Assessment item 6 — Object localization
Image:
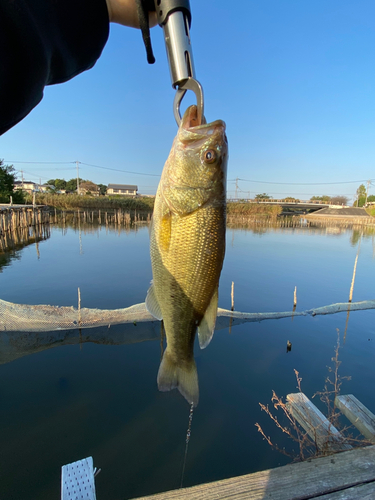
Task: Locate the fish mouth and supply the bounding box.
[180,105,226,143]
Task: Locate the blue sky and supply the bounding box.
[1,0,374,201]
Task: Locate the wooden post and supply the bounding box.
[78,288,81,327]
[349,237,361,302]
[335,395,375,443]
[286,393,352,452]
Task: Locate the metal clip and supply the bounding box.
[173,77,205,126]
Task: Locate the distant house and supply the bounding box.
[78,181,100,196]
[107,184,138,197]
[14,181,41,194]
[40,184,55,193]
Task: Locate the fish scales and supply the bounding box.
[146,105,228,406]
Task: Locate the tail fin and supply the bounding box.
[157,349,199,407]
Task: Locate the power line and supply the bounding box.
[6,160,371,184]
[14,169,51,180]
[228,178,375,186]
[6,159,161,178]
[79,162,160,177]
[5,160,74,164]
[228,189,355,195]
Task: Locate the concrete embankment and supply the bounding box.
[306,207,375,226]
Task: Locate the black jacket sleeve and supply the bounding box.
[0,0,110,135]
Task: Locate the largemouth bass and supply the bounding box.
[146,105,228,406]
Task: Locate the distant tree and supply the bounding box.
[0,159,25,203]
[354,184,366,207]
[310,195,331,202]
[330,196,349,206]
[55,179,67,190]
[46,179,56,187]
[367,195,375,203]
[283,197,298,202]
[357,184,366,197]
[255,193,272,199]
[98,183,107,196]
[66,178,82,192]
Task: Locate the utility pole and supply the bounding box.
[21,170,24,189]
[235,177,239,199]
[76,161,80,195]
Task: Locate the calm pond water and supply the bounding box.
[0,219,374,499]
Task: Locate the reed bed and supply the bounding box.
[226,202,282,217]
[29,193,155,212]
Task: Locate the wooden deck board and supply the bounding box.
[318,482,375,499]
[132,445,375,500]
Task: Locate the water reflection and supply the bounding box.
[1,217,375,500]
[227,217,375,238]
[0,232,49,272]
[51,209,151,231]
[0,249,21,272]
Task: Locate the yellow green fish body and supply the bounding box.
[146,105,228,406]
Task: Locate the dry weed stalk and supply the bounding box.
[255,370,317,462]
[255,330,371,462]
[312,329,351,430]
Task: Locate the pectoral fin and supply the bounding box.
[198,287,219,349]
[145,283,163,320]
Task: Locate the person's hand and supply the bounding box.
[106,0,157,28]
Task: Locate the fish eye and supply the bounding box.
[203,149,217,164]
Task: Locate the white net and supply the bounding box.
[1,297,374,333]
[0,299,154,332]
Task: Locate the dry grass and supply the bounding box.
[255,330,372,462]
[28,193,155,211]
[227,202,281,217]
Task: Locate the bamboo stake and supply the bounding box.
[349,237,362,303]
[349,255,358,303]
[229,281,235,334]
